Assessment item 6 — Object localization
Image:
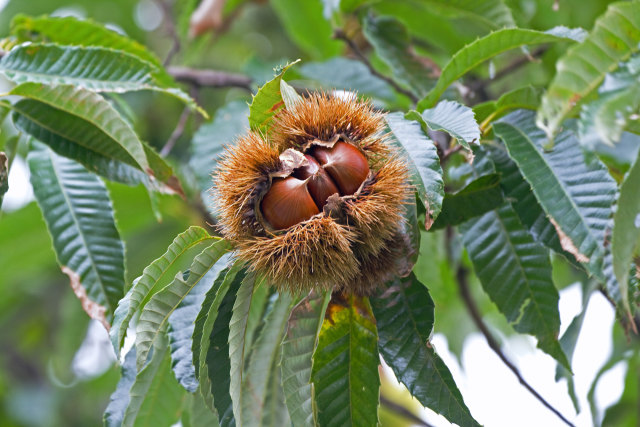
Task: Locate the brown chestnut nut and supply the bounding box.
[311,142,370,195]
[260,177,319,230]
[293,154,340,208]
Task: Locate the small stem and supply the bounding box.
[468,46,548,93]
[156,0,181,66]
[160,105,190,157]
[333,29,419,104]
[456,265,576,427]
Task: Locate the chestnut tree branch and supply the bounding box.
[456,265,576,427]
[380,394,435,427]
[333,29,419,104]
[468,46,548,93]
[168,66,253,91]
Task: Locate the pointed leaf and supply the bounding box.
[486,145,569,259]
[241,292,293,426]
[311,293,380,427]
[121,333,185,427]
[422,0,515,30]
[168,252,233,392]
[385,112,444,228]
[460,203,569,368]
[110,226,216,355]
[11,15,164,70]
[612,148,640,316]
[537,2,640,140]
[194,264,244,426]
[228,274,258,424]
[136,239,230,370]
[494,111,618,298]
[409,100,480,150]
[298,58,400,105]
[27,142,124,323]
[473,86,542,128]
[12,83,149,172]
[431,173,504,229]
[248,60,300,133]
[371,274,479,427]
[180,389,220,427]
[104,347,137,427]
[362,15,433,97]
[0,43,201,113]
[418,27,583,109]
[281,291,330,427]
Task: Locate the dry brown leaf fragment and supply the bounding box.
[62,266,110,331]
[189,0,227,38]
[549,217,590,263]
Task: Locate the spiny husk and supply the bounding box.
[235,216,360,292]
[271,93,390,162]
[213,132,280,238]
[212,93,412,295]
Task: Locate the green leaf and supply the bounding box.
[537,2,640,140]
[371,274,479,427]
[494,111,618,295]
[473,86,542,128]
[612,147,640,315]
[12,83,149,172]
[110,226,216,355]
[298,57,400,105]
[362,15,433,97]
[10,15,164,70]
[0,152,7,208]
[270,0,341,59]
[228,274,258,424]
[121,333,186,427]
[0,43,201,113]
[460,203,569,369]
[431,173,504,229]
[136,239,230,370]
[311,293,380,427]
[167,253,233,392]
[27,142,125,323]
[199,266,245,426]
[385,112,444,228]
[421,0,515,30]
[104,347,137,427]
[417,27,583,109]
[12,98,181,195]
[241,292,293,426]
[408,100,480,150]
[281,291,330,427]
[190,101,249,205]
[248,60,300,134]
[486,145,568,259]
[181,390,220,427]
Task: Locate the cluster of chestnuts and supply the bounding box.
[213,93,412,295]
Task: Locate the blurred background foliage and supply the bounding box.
[0,0,635,425]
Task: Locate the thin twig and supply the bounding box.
[380,395,434,427]
[441,144,464,163]
[333,29,419,104]
[156,0,182,66]
[168,66,252,91]
[456,265,576,427]
[468,46,548,92]
[160,104,191,157]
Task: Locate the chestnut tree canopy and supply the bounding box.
[0,0,639,426]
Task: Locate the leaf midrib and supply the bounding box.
[49,150,112,312]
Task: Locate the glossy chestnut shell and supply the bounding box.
[260,142,369,230]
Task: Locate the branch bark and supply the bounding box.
[168,66,253,91]
[456,265,576,427]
